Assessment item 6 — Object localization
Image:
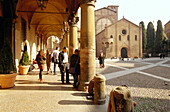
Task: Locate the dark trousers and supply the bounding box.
[38,64,44,80]
[60,63,69,83]
[73,74,78,88]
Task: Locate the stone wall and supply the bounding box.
[95,6,118,34]
[164,21,170,40]
[15,14,39,65]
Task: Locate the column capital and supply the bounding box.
[79,0,96,7]
[68,16,79,26]
[65,28,69,33]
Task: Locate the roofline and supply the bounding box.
[164,20,170,26]
[96,17,140,36]
[96,29,105,36]
[95,6,119,12]
[107,5,119,7]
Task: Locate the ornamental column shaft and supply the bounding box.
[66,30,69,48]
[69,16,79,60]
[78,0,96,91]
[63,34,67,48]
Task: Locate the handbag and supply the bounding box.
[69,67,76,74]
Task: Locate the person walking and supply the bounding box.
[46,50,52,74]
[70,49,80,88]
[59,47,70,84]
[36,50,46,82]
[51,47,60,75]
[98,52,105,68]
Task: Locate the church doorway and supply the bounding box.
[121,48,128,58]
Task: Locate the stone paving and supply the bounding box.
[0,58,170,112]
[97,57,170,112]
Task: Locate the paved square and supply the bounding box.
[0,58,170,112]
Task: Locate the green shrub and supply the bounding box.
[19,44,29,66]
[0,40,15,74]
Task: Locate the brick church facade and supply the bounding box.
[95,5,142,58]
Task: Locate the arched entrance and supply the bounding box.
[121,48,128,58]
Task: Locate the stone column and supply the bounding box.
[60,38,63,51]
[68,16,79,59]
[50,37,53,52]
[40,34,43,50]
[62,34,66,48]
[65,29,69,48]
[78,0,96,91]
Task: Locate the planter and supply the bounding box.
[0,73,17,89]
[18,65,30,75]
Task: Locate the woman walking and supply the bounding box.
[46,50,52,74]
[98,52,105,68]
[36,50,46,82]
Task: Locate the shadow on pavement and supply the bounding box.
[4,85,73,91]
[58,100,93,105]
[72,92,87,96]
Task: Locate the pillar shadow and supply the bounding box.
[58,100,93,105]
[71,92,87,96]
[4,85,73,91]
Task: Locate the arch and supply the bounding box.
[121,47,128,58]
[96,17,112,34]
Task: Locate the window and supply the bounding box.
[114,7,116,12]
[110,35,113,38]
[122,30,126,35]
[127,35,129,41]
[119,35,121,41]
[135,35,137,41]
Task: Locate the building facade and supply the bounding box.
[164,21,170,52]
[164,21,170,40]
[95,6,142,58]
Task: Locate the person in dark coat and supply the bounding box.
[70,49,80,88]
[36,50,46,82]
[98,52,105,68]
[58,47,70,84]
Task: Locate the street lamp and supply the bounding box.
[36,0,48,10]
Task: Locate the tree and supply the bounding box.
[0,40,15,74]
[140,21,147,53]
[146,22,155,55]
[19,44,29,66]
[155,20,164,54]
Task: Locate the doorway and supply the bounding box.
[121,48,127,58]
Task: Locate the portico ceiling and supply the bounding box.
[16,0,80,39]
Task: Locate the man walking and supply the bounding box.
[51,47,60,75]
[59,47,70,84]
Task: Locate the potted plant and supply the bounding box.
[0,40,17,88]
[18,44,30,75]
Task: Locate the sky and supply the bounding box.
[95,0,170,29]
[78,0,170,29]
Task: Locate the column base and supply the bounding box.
[78,81,89,91]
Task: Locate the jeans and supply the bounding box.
[54,62,57,74]
[60,63,69,83]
